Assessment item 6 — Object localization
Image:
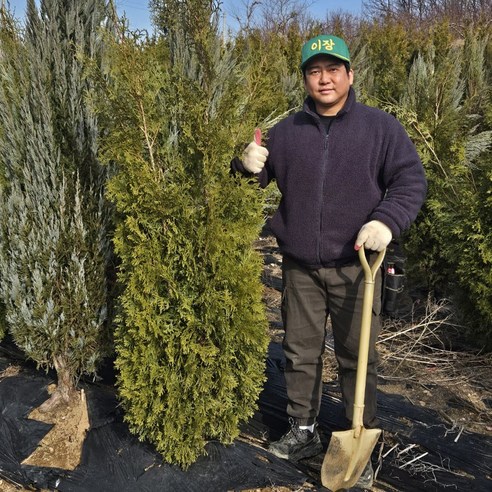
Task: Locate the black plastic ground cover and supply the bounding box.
[0,347,307,491]
[262,343,492,491]
[1,342,491,491]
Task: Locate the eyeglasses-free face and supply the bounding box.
[304,54,353,116]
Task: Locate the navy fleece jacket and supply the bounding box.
[234,88,427,269]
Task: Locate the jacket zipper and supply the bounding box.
[317,130,330,265]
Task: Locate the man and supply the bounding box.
[231,34,426,490]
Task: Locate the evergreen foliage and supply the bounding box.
[101,1,269,468]
[233,29,303,120]
[0,303,5,341]
[357,17,421,103]
[0,6,19,343]
[381,25,492,346]
[0,0,113,405]
[0,0,489,469]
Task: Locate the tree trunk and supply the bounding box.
[38,355,77,413]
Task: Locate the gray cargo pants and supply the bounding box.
[281,255,382,428]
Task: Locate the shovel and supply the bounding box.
[321,247,386,491]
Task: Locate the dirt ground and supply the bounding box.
[0,404,87,492]
[0,372,90,492]
[0,234,490,492]
[21,385,90,470]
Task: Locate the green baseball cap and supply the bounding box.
[301,34,351,70]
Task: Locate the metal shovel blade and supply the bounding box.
[320,426,381,490]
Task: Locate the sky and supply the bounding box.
[6,1,363,32]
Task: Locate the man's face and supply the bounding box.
[303,55,353,116]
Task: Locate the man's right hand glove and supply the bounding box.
[242,139,269,174]
[354,220,392,252]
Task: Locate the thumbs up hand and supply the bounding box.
[242,128,268,174]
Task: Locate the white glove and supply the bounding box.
[242,140,268,174]
[355,220,392,252]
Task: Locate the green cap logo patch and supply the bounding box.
[301,35,351,69]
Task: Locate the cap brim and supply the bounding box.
[301,53,350,70]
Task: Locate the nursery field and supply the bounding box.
[0,231,491,491]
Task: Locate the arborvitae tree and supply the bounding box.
[357,16,420,104]
[0,0,113,410]
[348,16,491,346]
[385,24,492,346]
[233,26,305,120]
[101,1,269,468]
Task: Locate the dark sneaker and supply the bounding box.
[347,461,374,490]
[267,418,322,462]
